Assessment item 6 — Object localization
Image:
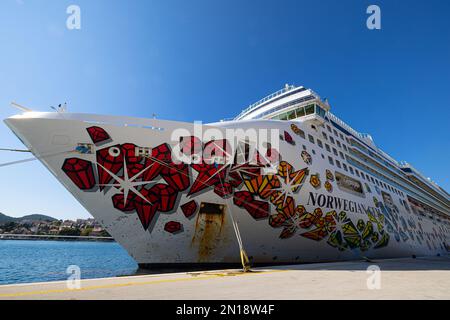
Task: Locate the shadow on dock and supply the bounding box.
[134,255,450,275]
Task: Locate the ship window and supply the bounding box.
[336,160,341,168]
[321,154,325,159]
[302,145,307,150]
[339,151,345,159]
[325,144,331,152]
[355,169,360,177]
[370,177,375,183]
[312,149,316,155]
[279,113,288,120]
[333,129,338,137]
[308,134,315,144]
[322,132,328,141]
[327,125,332,133]
[337,140,341,148]
[349,166,354,174]
[305,104,314,115]
[330,136,335,144]
[315,105,326,117]
[317,139,323,148]
[328,156,334,165]
[365,183,372,193]
[287,109,296,120]
[339,133,344,140]
[333,148,338,156]
[296,107,305,117]
[335,171,365,196]
[343,163,348,171]
[343,145,348,152]
[375,180,379,186]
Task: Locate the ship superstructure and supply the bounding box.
[4,85,450,267]
[232,84,450,221]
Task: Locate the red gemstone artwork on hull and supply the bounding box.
[62,158,96,190]
[148,184,178,212]
[233,191,269,219]
[86,126,110,144]
[160,163,190,191]
[96,145,124,190]
[181,200,198,218]
[134,200,158,231]
[164,221,182,233]
[60,124,397,253]
[121,143,144,178]
[189,163,227,196]
[112,193,136,212]
[214,182,233,198]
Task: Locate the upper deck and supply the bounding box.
[231,84,450,216]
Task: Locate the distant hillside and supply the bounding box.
[0,213,57,224]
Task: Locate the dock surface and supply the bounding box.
[0,256,449,300]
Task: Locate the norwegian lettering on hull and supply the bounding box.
[307,192,380,215]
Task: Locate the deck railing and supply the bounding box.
[235,84,299,119]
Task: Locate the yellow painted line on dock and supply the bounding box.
[0,270,286,298]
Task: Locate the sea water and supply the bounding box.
[0,240,138,285]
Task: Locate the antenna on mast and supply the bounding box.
[51,103,68,113]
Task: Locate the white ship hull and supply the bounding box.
[5,112,450,267]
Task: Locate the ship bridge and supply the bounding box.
[234,84,329,125]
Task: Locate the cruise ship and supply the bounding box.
[4,85,450,268]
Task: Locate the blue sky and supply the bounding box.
[0,0,449,220]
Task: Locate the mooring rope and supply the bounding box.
[217,167,252,272]
[0,148,76,168]
[0,148,31,153]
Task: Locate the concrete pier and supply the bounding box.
[0,256,449,300]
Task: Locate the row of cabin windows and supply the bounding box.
[326,124,345,141]
[326,153,405,197]
[327,121,401,180]
[321,131,348,153]
[324,122,406,198]
[297,123,405,199]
